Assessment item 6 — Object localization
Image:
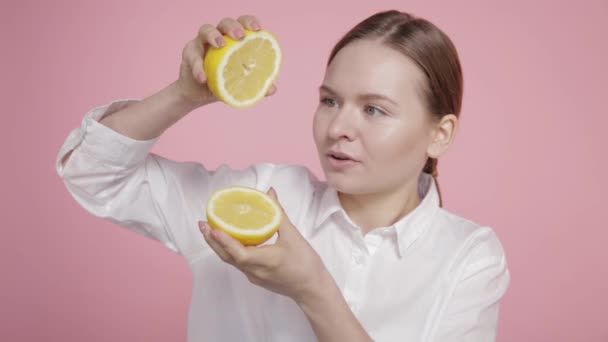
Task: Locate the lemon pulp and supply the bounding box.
[204,30,282,108]
[206,186,281,246]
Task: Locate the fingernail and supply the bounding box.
[234,29,245,39]
[215,36,225,47]
[199,222,207,233]
[251,22,260,30]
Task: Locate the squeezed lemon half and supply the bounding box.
[204,29,282,108]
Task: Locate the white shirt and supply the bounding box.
[56,99,510,342]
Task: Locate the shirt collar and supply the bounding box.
[392,172,439,257]
[312,172,440,258]
[312,184,342,230]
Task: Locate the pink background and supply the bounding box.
[2,0,607,341]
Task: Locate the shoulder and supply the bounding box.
[143,157,320,190]
[257,163,324,225]
[430,208,511,304]
[256,162,321,191]
[151,160,322,222]
[430,208,508,265]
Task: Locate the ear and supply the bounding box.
[426,114,458,159]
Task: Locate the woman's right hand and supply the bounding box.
[176,15,277,107]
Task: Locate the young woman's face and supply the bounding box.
[313,39,436,195]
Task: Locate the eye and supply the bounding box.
[364,105,386,117]
[320,97,337,107]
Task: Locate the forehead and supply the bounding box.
[323,39,427,104]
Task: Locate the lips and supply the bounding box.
[328,151,357,162]
[326,152,358,170]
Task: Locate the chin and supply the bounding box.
[319,156,372,194]
[324,172,368,195]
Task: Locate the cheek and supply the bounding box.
[312,110,325,145]
[366,124,429,164]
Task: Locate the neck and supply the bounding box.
[338,176,422,235]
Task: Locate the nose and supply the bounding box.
[327,107,357,141]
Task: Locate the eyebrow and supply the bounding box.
[319,85,399,107]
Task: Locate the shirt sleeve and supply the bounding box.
[55,99,260,261]
[431,228,511,341]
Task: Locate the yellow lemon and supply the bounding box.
[204,29,282,108]
[206,186,282,246]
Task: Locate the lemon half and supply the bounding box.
[206,186,282,246]
[204,30,282,108]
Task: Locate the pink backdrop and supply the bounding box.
[2,0,607,341]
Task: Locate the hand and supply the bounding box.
[199,188,328,303]
[176,15,278,106]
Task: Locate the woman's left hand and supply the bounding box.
[199,188,329,303]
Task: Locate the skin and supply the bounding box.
[313,38,458,233]
[80,14,457,341]
[199,19,457,341]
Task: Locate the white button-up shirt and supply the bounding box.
[56,100,510,342]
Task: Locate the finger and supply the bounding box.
[247,245,282,269]
[267,187,284,215]
[237,15,262,31]
[183,40,206,83]
[267,187,296,238]
[199,221,231,262]
[217,17,246,40]
[246,274,264,286]
[265,84,277,97]
[211,228,250,265]
[197,24,226,48]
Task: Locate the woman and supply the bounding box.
[56,10,510,341]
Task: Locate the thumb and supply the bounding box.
[267,187,296,239]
